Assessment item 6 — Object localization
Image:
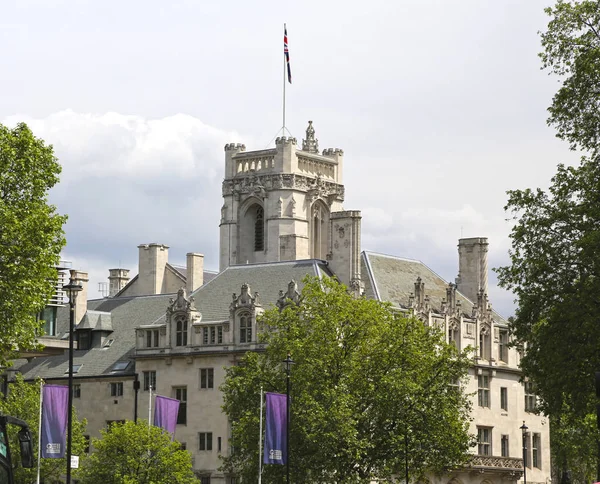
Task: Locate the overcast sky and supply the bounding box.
[2,0,578,317]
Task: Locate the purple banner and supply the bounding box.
[40,385,68,458]
[263,392,287,465]
[153,395,180,437]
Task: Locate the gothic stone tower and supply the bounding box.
[219,122,363,292]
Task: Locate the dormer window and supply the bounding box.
[146,329,160,348]
[448,322,459,348]
[78,329,92,351]
[240,314,252,343]
[479,326,490,360]
[175,315,188,346]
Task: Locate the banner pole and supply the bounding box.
[258,387,263,484]
[36,380,43,484]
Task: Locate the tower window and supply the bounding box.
[254,207,264,251]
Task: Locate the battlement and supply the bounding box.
[322,148,344,157]
[224,143,246,152]
[275,136,298,145]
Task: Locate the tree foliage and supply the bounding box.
[496,1,600,478]
[221,277,474,483]
[541,0,600,155]
[77,420,198,484]
[0,374,88,484]
[0,122,66,364]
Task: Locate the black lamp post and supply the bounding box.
[520,421,528,484]
[283,352,294,484]
[63,273,82,484]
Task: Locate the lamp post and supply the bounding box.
[520,421,528,484]
[63,273,82,484]
[283,352,294,484]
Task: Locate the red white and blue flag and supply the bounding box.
[284,25,292,84]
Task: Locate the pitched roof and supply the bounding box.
[362,251,507,324]
[191,259,333,322]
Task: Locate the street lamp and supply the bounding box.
[520,421,529,484]
[63,272,82,484]
[283,352,294,484]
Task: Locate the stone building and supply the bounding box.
[15,122,549,484]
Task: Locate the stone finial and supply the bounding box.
[277,280,301,310]
[414,277,425,307]
[302,121,319,153]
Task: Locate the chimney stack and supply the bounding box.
[70,270,89,325]
[186,253,204,295]
[108,268,130,297]
[455,237,489,303]
[137,243,169,295]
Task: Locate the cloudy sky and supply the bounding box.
[2,0,578,317]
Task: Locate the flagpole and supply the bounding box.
[258,387,263,484]
[282,23,286,134]
[36,380,43,484]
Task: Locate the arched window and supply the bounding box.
[311,202,329,259]
[254,207,264,252]
[176,315,188,346]
[240,314,252,343]
[479,326,490,360]
[448,323,459,348]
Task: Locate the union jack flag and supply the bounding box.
[284,25,292,84]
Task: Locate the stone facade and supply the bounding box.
[14,121,550,484]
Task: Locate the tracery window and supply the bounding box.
[176,315,188,346]
[240,314,252,343]
[255,207,264,251]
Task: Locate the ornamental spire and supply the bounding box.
[302,120,319,153]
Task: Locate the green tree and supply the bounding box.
[0,374,88,484]
[221,276,474,483]
[496,2,600,477]
[0,122,67,364]
[540,0,600,155]
[78,420,198,484]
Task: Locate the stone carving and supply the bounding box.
[277,198,283,217]
[277,280,301,309]
[302,121,319,153]
[230,283,261,311]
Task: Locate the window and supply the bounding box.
[478,374,490,407]
[499,330,508,362]
[146,329,159,348]
[180,442,187,450]
[448,323,459,348]
[84,435,90,453]
[500,387,508,411]
[479,327,490,360]
[218,436,222,452]
[532,433,541,468]
[143,371,156,392]
[65,364,82,374]
[203,326,224,345]
[175,387,187,425]
[525,381,537,412]
[199,432,213,451]
[477,427,492,456]
[73,384,81,399]
[39,306,58,337]
[176,316,188,347]
[112,361,130,372]
[254,206,264,251]
[200,368,214,389]
[110,382,123,397]
[78,330,92,350]
[501,434,509,457]
[200,477,211,484]
[240,315,252,343]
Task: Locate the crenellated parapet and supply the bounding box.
[224,143,246,152]
[322,148,344,156]
[275,136,298,145]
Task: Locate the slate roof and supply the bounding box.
[191,259,333,322]
[362,251,507,324]
[16,294,172,380]
[15,259,332,381]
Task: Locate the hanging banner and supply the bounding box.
[153,395,180,437]
[263,392,287,465]
[40,385,68,458]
